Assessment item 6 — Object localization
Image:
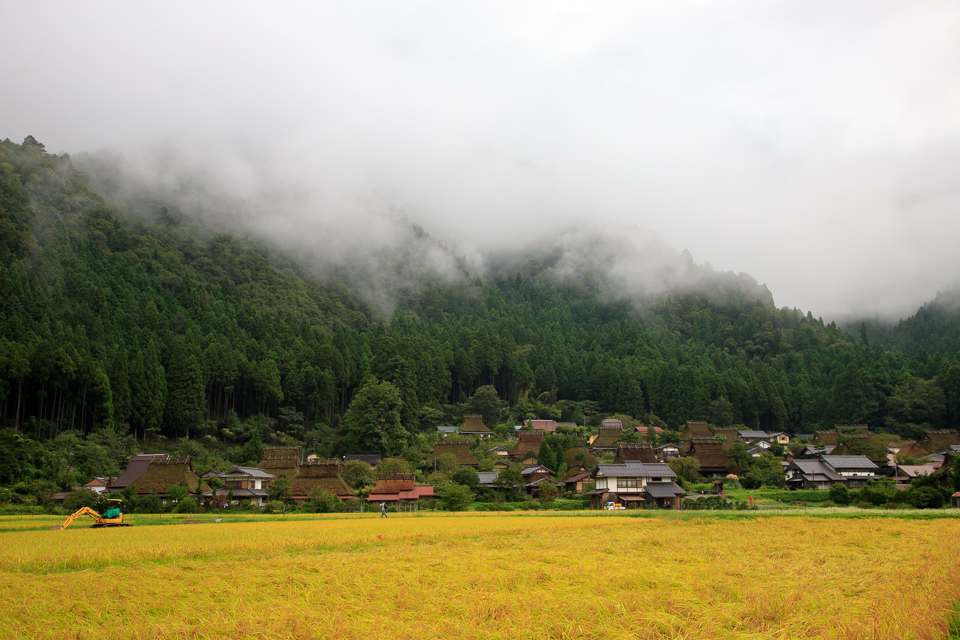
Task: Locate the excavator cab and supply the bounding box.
[52,498,131,530]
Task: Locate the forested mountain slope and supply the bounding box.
[1,136,959,488]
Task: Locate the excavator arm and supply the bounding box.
[53,507,103,530]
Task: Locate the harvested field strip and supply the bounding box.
[4,516,960,639]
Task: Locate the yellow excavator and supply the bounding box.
[52,498,131,530]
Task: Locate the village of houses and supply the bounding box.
[69,416,960,513]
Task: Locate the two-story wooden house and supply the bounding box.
[588,461,685,509]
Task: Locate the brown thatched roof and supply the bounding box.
[258,446,301,471]
[919,430,960,453]
[681,421,712,440]
[371,474,416,494]
[713,428,743,446]
[895,441,930,458]
[563,447,597,468]
[131,458,209,496]
[427,440,478,466]
[291,459,353,498]
[590,426,624,448]
[613,443,657,464]
[460,414,492,434]
[510,432,545,459]
[687,440,737,474]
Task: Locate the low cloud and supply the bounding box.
[4,2,960,320]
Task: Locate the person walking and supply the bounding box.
[380,501,387,518]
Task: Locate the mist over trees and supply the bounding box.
[2,136,960,488]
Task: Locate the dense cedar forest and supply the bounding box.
[1,136,960,488]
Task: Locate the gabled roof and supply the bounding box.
[643,481,686,498]
[821,455,879,471]
[562,447,597,468]
[221,466,275,480]
[510,432,545,459]
[258,446,301,471]
[477,471,501,486]
[681,421,712,439]
[613,443,658,464]
[526,420,558,432]
[919,430,960,453]
[591,426,624,448]
[563,471,592,484]
[738,430,771,440]
[596,461,676,478]
[787,459,843,483]
[131,458,207,495]
[112,454,171,490]
[428,440,478,466]
[521,465,552,476]
[687,439,736,472]
[370,474,416,494]
[460,414,492,434]
[289,459,354,498]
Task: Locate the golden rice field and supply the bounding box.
[4,514,960,640]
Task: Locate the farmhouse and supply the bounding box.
[686,438,738,477]
[127,457,208,499]
[426,439,478,468]
[525,419,558,433]
[613,443,658,464]
[588,460,685,509]
[460,414,492,438]
[207,466,275,506]
[256,447,354,503]
[509,431,545,461]
[366,474,436,505]
[785,455,881,490]
[111,453,173,491]
[589,425,624,453]
[918,430,960,454]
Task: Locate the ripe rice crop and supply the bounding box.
[3,514,960,639]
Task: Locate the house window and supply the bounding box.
[618,478,638,489]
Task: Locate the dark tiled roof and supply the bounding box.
[343,454,382,467]
[596,462,677,478]
[738,430,771,440]
[221,466,275,480]
[477,471,500,486]
[821,455,880,470]
[643,482,686,498]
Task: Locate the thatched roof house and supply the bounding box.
[681,421,712,441]
[258,446,301,472]
[366,474,436,503]
[510,432,545,461]
[112,454,171,490]
[460,414,492,436]
[919,430,960,454]
[686,439,738,477]
[589,426,624,451]
[426,440,478,467]
[562,447,597,469]
[613,443,658,464]
[291,459,354,499]
[130,457,209,497]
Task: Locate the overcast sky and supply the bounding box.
[2,2,959,320]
